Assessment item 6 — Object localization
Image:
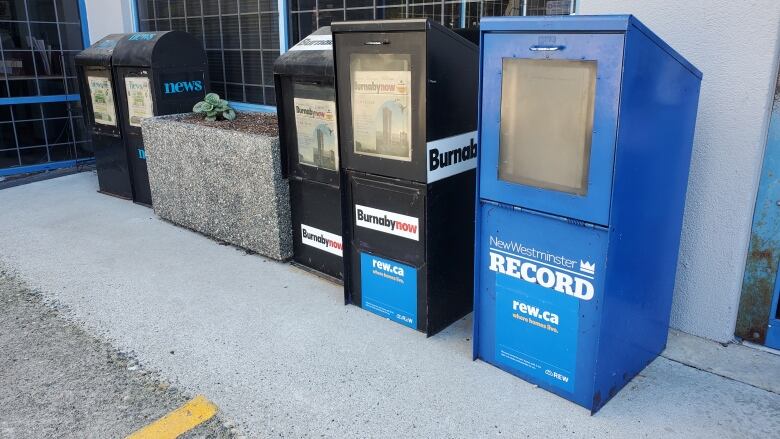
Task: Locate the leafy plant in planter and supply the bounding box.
[193,93,236,121]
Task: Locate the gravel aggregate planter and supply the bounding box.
[142,113,292,261]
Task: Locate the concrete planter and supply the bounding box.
[142,113,292,261]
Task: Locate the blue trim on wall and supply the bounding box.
[0,158,94,177]
[278,0,289,53]
[129,0,139,32]
[0,94,80,106]
[460,0,466,28]
[229,101,277,114]
[78,0,90,47]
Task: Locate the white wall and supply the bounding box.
[83,0,133,44]
[579,1,780,342]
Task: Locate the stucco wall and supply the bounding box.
[579,1,780,342]
[84,0,133,44]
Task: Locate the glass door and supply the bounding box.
[498,58,596,196]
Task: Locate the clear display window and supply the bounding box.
[349,53,412,162]
[292,83,339,171]
[498,58,597,196]
[87,70,117,127]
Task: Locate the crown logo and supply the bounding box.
[580,260,595,275]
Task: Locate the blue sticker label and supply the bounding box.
[95,39,118,49]
[128,33,156,41]
[360,253,417,329]
[163,80,204,94]
[495,273,579,393]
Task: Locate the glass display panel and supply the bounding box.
[125,76,154,127]
[349,53,412,162]
[87,70,117,126]
[498,58,596,196]
[292,82,338,171]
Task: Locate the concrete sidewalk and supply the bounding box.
[1,172,778,438]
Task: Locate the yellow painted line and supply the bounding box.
[126,395,218,439]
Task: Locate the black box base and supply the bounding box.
[290,178,344,281]
[93,135,133,200]
[344,170,475,336]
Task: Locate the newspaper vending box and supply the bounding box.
[75,34,132,199]
[275,27,344,282]
[473,16,702,412]
[333,19,479,336]
[111,31,208,206]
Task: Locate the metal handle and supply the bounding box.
[364,40,389,46]
[530,45,564,52]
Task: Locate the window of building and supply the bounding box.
[289,0,575,44]
[136,0,281,106]
[0,0,91,172]
[135,0,573,108]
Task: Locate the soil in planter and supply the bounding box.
[178,112,279,137]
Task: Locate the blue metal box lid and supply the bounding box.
[480,15,702,79]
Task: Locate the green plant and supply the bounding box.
[193,93,236,121]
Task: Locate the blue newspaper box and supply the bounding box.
[473,16,702,412]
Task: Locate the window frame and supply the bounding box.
[131,0,576,113]
[0,0,93,174]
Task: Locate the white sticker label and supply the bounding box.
[301,224,343,257]
[427,131,478,182]
[289,34,332,51]
[355,204,419,241]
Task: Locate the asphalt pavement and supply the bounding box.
[0,269,238,438]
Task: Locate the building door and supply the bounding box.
[737,70,780,349]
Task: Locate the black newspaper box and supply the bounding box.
[333,19,479,335]
[111,31,208,206]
